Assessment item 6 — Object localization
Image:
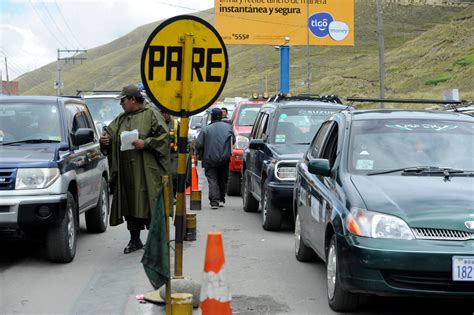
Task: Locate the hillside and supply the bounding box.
[17,1,474,101]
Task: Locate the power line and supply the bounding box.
[39,0,76,48]
[28,0,67,48]
[53,0,84,49]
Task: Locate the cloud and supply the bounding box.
[0,0,214,79]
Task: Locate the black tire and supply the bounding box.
[261,179,282,231]
[85,177,109,233]
[242,170,259,212]
[226,171,241,196]
[294,213,318,262]
[327,234,359,312]
[46,191,77,263]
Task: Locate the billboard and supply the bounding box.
[215,0,354,46]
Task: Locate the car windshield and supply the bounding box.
[85,97,122,125]
[272,107,336,144]
[0,102,62,143]
[348,119,474,174]
[236,105,261,126]
[190,115,204,129]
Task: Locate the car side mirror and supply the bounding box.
[308,158,331,176]
[74,128,94,146]
[249,139,265,150]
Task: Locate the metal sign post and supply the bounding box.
[140,15,229,308]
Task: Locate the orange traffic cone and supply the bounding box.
[186,154,199,195]
[199,232,232,315]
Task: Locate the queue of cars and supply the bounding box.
[239,96,474,310]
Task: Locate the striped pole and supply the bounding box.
[174,33,194,278]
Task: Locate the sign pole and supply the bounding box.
[175,33,194,278]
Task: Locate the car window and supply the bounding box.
[190,115,203,129]
[254,113,268,140]
[348,119,474,173]
[309,121,332,159]
[84,97,122,125]
[321,123,339,168]
[0,102,62,142]
[271,107,337,144]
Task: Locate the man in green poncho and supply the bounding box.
[100,85,170,254]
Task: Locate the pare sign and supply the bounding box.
[141,15,228,115]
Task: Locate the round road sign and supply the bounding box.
[141,15,228,116]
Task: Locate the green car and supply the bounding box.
[293,109,474,311]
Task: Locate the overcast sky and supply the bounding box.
[0,0,214,80]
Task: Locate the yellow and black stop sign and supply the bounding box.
[141,15,228,116]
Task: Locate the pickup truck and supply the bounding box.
[0,96,110,263]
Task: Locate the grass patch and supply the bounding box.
[454,54,474,66]
[425,73,451,86]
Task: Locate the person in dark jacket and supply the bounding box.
[195,107,235,209]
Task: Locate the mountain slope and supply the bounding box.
[17,1,473,101]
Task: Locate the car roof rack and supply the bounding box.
[269,93,343,104]
[346,97,464,106]
[76,90,121,96]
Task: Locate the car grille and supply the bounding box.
[412,228,474,241]
[383,270,474,292]
[0,169,16,190]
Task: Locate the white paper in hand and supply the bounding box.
[120,129,139,151]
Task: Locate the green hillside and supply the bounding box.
[17,1,474,102]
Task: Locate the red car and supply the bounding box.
[227,99,265,195]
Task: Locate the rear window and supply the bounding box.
[85,97,122,125]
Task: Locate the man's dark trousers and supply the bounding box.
[204,161,230,207]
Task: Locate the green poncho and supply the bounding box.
[105,103,169,226]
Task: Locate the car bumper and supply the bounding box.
[336,233,474,297]
[266,180,294,211]
[229,149,244,172]
[0,194,68,231]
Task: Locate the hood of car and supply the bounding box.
[0,145,55,164]
[350,175,474,231]
[269,144,307,160]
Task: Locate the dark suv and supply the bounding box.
[241,94,347,230]
[0,96,110,263]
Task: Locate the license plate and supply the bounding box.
[452,256,474,281]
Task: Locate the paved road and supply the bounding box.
[1,166,473,314]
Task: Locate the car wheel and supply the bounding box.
[227,171,241,196]
[85,177,109,233]
[327,234,359,312]
[261,179,282,231]
[294,213,317,262]
[46,191,77,263]
[242,170,259,212]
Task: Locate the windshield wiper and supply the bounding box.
[1,139,61,145]
[368,166,466,176]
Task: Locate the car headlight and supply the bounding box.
[234,135,249,150]
[16,168,60,190]
[274,160,298,181]
[347,208,414,240]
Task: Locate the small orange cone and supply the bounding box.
[199,232,232,315]
[187,154,199,195]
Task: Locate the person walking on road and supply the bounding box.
[195,107,235,209]
[99,85,170,254]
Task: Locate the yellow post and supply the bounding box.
[162,176,172,315]
[174,33,194,278]
[171,293,193,315]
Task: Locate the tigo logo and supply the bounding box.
[308,12,333,38]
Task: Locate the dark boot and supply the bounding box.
[124,230,143,254]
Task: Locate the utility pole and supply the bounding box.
[306,0,311,93]
[5,56,9,82]
[56,49,87,96]
[376,0,385,108]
